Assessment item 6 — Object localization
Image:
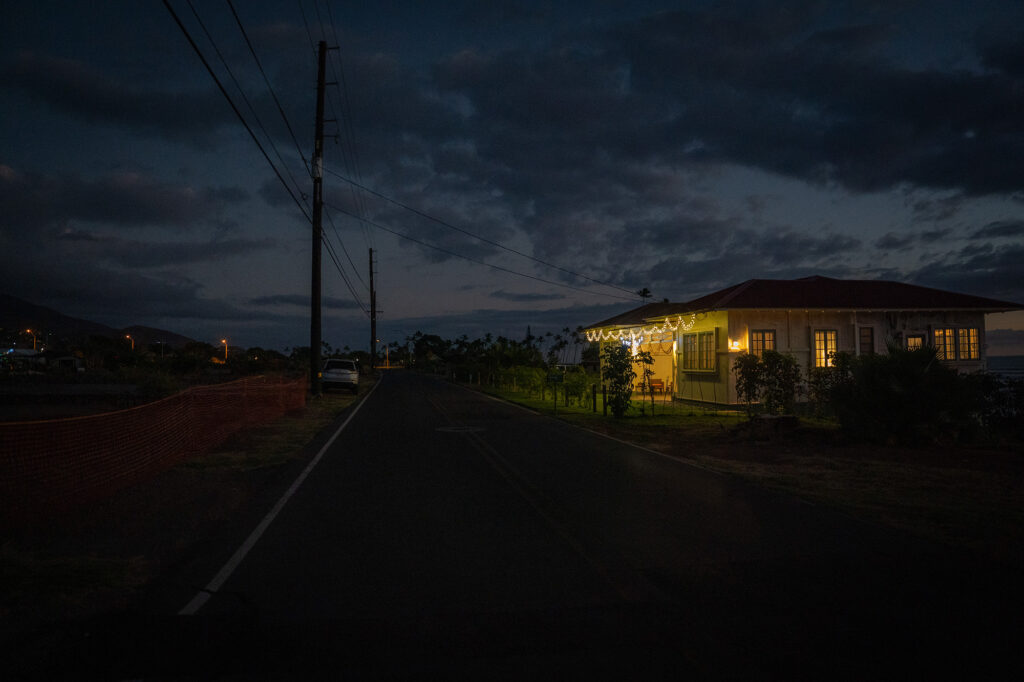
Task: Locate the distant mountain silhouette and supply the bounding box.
[0,294,194,349]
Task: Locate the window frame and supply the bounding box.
[750,329,776,358]
[858,326,875,355]
[681,329,718,372]
[813,329,838,368]
[957,328,980,360]
[934,328,956,360]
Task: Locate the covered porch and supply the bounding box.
[585,314,699,398]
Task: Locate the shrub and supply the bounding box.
[601,344,637,417]
[732,350,801,416]
[825,344,987,443]
[760,350,801,415]
[732,353,763,416]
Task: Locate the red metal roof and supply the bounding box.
[585,276,1022,330]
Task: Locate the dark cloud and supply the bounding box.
[489,289,565,302]
[908,193,965,222]
[875,232,915,250]
[379,301,629,343]
[906,242,1024,303]
[976,25,1024,77]
[50,232,276,268]
[0,52,233,142]
[249,294,362,310]
[920,227,953,241]
[0,164,248,233]
[419,3,1024,207]
[970,220,1024,239]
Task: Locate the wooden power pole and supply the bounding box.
[369,248,377,370]
[310,40,326,395]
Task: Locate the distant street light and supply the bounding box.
[25,329,36,351]
[125,334,134,351]
[222,338,228,361]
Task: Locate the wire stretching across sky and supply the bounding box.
[164,0,310,224]
[322,167,640,299]
[166,0,368,313]
[324,200,639,302]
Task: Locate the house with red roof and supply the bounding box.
[583,276,1022,406]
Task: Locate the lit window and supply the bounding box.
[682,331,716,370]
[814,330,837,367]
[859,327,874,355]
[934,328,956,360]
[906,335,924,351]
[682,334,697,369]
[750,330,776,358]
[698,331,715,370]
[958,328,979,360]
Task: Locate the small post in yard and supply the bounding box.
[592,384,597,412]
[602,384,607,416]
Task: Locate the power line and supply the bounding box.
[320,0,375,251]
[167,0,370,318]
[185,0,308,206]
[324,200,638,302]
[324,205,369,290]
[321,166,640,298]
[164,0,311,223]
[322,231,369,316]
[226,0,311,173]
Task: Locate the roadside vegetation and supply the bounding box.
[404,330,1024,564]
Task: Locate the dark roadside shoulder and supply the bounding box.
[471,382,1024,567]
[1,382,372,674]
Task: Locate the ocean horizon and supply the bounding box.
[988,355,1024,379]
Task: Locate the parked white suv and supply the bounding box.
[322,358,359,394]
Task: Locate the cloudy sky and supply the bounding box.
[2,0,1023,352]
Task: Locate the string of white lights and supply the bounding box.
[584,313,698,343]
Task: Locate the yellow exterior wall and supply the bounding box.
[673,310,733,404]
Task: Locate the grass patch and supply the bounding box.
[181,390,361,471]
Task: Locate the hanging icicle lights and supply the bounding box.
[584,313,698,344]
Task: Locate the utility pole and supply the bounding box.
[310,40,326,396]
[369,247,377,370]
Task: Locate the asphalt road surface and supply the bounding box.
[61,372,1023,679]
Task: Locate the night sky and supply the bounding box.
[2,1,1023,353]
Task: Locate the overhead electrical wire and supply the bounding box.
[321,232,369,316]
[324,200,638,302]
[321,0,375,251]
[167,0,369,315]
[184,1,308,207]
[321,167,640,298]
[225,0,368,303]
[298,0,375,272]
[324,206,369,290]
[226,0,310,172]
[164,0,311,223]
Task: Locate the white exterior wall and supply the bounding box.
[703,309,989,405]
[593,308,991,407]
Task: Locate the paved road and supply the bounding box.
[71,372,1024,678]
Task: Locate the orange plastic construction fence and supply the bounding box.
[0,376,307,525]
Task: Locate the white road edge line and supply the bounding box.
[178,378,382,616]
